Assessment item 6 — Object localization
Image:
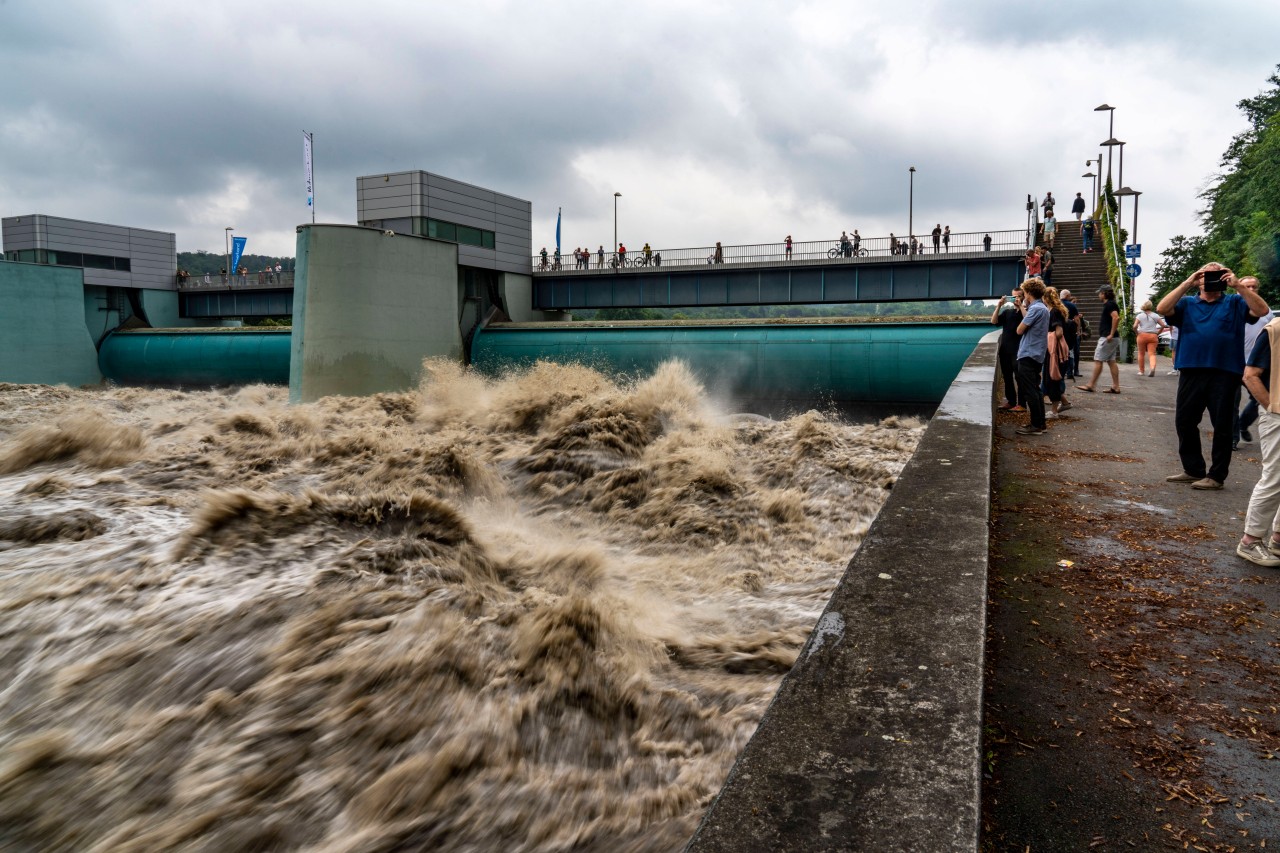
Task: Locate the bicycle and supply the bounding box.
[633,254,654,268]
[610,253,633,269]
[827,243,868,259]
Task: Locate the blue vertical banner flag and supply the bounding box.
[555,208,561,254]
[231,236,247,273]
[303,131,314,211]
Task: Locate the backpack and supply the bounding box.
[1080,315,1092,339]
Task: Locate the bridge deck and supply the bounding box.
[533,249,1027,310]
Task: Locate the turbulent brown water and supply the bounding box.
[0,360,923,852]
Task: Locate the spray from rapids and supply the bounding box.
[0,361,924,851]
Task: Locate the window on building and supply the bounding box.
[422,217,495,250]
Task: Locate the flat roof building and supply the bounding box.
[356,171,531,276]
[2,214,176,291]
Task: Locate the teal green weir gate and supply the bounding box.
[471,321,992,405]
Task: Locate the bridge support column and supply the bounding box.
[289,224,462,403]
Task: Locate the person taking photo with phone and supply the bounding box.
[1157,262,1270,490]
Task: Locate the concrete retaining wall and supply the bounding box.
[289,224,461,403]
[0,260,102,387]
[687,331,999,852]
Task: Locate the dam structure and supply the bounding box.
[1,175,1036,851]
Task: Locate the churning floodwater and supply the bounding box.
[0,359,923,852]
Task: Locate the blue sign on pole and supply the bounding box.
[231,236,247,273]
[1125,243,1141,258]
[1126,263,1141,278]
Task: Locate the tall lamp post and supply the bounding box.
[1114,186,1141,308]
[1085,157,1103,203]
[1114,187,1142,243]
[908,166,916,251]
[613,192,621,269]
[224,227,234,284]
[1082,170,1097,212]
[1095,103,1116,181]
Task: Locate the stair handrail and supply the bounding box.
[1099,191,1131,316]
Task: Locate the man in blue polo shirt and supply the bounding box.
[1015,278,1050,436]
[1157,262,1270,489]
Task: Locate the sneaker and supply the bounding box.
[1010,405,1026,412]
[1268,539,1280,556]
[1241,428,1253,443]
[997,402,1015,411]
[1058,400,1073,412]
[1167,369,1179,376]
[1237,539,1280,567]
[1046,411,1059,419]
[1015,426,1045,435]
[1166,472,1200,482]
[1191,477,1224,490]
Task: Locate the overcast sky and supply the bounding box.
[3,0,1277,297]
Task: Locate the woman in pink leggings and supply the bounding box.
[1133,299,1169,377]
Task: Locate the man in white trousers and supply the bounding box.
[1236,314,1280,567]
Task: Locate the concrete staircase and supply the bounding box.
[1038,216,1114,334]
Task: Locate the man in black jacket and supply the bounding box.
[1071,192,1087,229]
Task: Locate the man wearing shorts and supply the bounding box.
[1158,263,1270,489]
[1075,287,1121,393]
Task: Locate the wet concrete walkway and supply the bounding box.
[984,355,1280,851]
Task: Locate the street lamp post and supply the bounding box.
[908,166,916,252]
[224,227,234,284]
[1095,103,1116,181]
[613,192,621,270]
[1114,187,1142,244]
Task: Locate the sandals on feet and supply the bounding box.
[1103,388,1121,394]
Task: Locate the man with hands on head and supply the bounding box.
[1158,263,1270,490]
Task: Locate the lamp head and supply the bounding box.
[909,166,916,172]
[1100,137,1124,147]
[1094,103,1115,112]
[614,192,621,197]
[1083,171,1096,178]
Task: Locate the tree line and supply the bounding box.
[1153,66,1280,304]
[177,250,295,276]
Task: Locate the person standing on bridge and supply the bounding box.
[852,230,861,255]
[889,234,899,255]
[1072,193,1087,229]
[598,245,605,268]
[943,226,951,252]
[983,234,992,252]
[932,224,942,253]
[713,242,724,264]
[1159,263,1270,490]
[1234,313,1280,566]
[1014,278,1051,435]
[785,235,792,259]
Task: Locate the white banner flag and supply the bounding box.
[303,132,313,208]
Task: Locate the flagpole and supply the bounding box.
[310,131,316,224]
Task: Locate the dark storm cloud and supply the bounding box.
[0,0,1276,264]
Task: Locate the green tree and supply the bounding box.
[1151,234,1209,304]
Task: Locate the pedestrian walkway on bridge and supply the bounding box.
[535,229,1028,274]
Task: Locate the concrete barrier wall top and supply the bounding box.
[687,330,999,852]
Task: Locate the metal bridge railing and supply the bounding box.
[533,229,1028,273]
[175,271,295,291]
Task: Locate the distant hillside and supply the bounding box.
[178,250,294,276]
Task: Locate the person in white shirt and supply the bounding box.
[1132,300,1169,377]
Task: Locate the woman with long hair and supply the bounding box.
[1040,287,1073,417]
[1133,299,1168,377]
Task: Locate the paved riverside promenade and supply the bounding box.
[984,355,1280,851]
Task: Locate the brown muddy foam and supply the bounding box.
[0,360,923,852]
